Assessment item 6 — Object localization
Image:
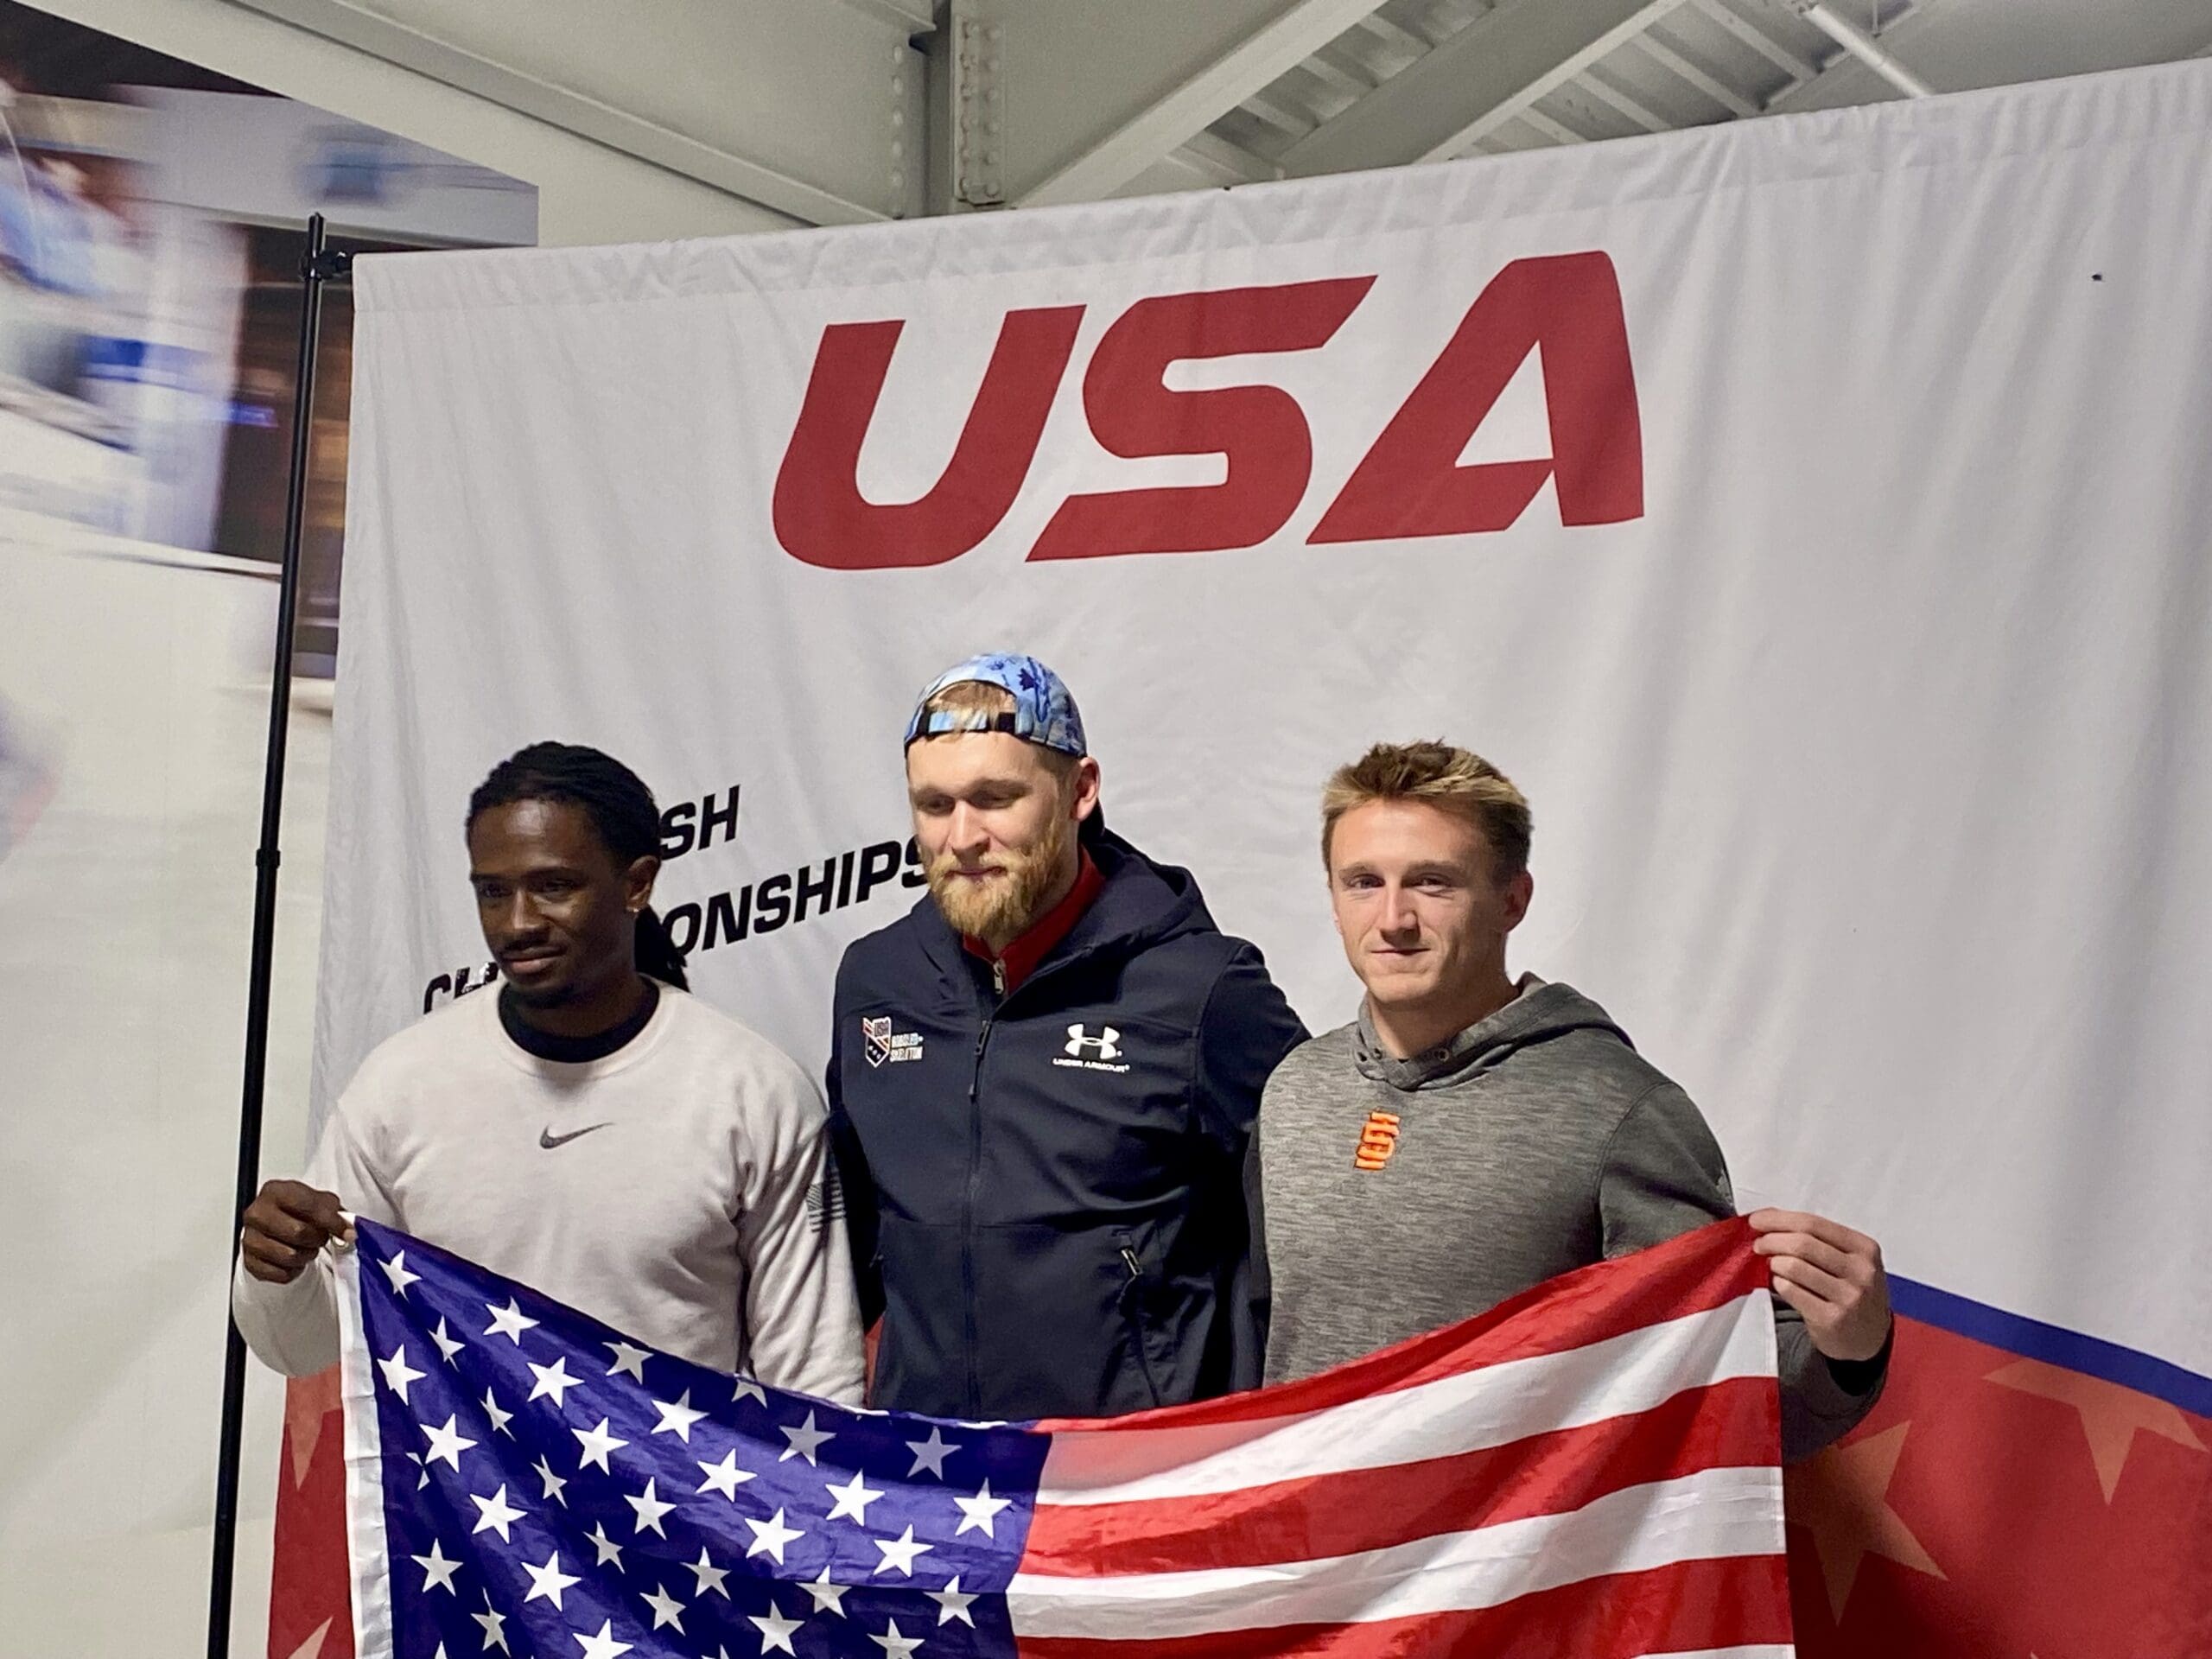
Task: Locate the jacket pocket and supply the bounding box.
[1114,1227,1167,1409]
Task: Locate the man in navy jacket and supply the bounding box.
[827,653,1307,1421]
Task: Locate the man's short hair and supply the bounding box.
[915,680,1078,783]
[1320,741,1532,877]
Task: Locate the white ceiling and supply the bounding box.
[225,0,2212,230]
[1115,0,2212,197]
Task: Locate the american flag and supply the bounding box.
[334,1216,1790,1659]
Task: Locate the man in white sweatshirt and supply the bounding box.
[232,742,863,1403]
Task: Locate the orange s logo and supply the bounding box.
[1353,1109,1401,1171]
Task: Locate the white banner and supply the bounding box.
[327,60,2212,1396]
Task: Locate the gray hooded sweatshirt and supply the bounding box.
[1253,977,1885,1462]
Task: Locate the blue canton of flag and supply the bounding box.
[339,1218,1045,1659]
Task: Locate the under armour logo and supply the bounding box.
[1065,1024,1122,1061]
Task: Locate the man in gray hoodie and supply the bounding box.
[1254,741,1891,1460]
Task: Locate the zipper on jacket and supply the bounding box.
[963,1017,993,1416]
[1116,1233,1165,1408]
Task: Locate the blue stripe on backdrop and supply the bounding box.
[1891,1274,2212,1417]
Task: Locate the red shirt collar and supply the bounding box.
[963,848,1105,995]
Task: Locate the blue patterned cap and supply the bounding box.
[903,652,1087,757]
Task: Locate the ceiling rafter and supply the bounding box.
[1277,0,1695,174]
[1019,0,1392,206]
[1630,25,1764,117]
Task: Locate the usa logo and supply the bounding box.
[861,1015,922,1068]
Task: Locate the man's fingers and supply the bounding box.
[1769,1255,1850,1306]
[1747,1207,1877,1261]
[247,1207,330,1252]
[272,1185,349,1230]
[1751,1230,1859,1281]
[238,1232,313,1281]
[1768,1274,1825,1323]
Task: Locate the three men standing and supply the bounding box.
[238,698,1892,1457]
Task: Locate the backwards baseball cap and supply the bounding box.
[902,652,1087,757]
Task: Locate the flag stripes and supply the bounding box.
[1019,1372,1778,1576]
[1011,1555,1793,1658]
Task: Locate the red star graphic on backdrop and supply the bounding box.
[268,1371,353,1659]
[1787,1318,2212,1659]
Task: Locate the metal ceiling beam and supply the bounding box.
[1278,0,1694,175]
[1632,27,1763,116]
[1517,105,1591,145]
[1180,130,1280,184]
[834,0,937,30]
[1351,11,1437,60]
[1020,0,1394,206]
[223,0,887,225]
[1577,64,1672,131]
[1688,0,1820,81]
[1796,3,1933,97]
[1134,130,1279,194]
[1763,0,1928,111]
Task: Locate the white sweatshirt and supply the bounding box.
[231,986,863,1404]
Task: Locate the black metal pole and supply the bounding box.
[207,213,351,1659]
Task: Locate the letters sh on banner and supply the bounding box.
[300,60,2212,1659]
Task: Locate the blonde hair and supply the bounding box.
[916,680,1077,782]
[1320,741,1531,876]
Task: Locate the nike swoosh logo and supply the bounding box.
[539,1122,613,1150]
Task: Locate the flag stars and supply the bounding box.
[527,1357,582,1411]
[800,1568,849,1616]
[652,1389,706,1442]
[872,1524,934,1577]
[639,1582,687,1633]
[604,1339,651,1382]
[624,1476,676,1537]
[696,1448,757,1499]
[378,1344,427,1403]
[585,1522,626,1572]
[731,1376,767,1408]
[519,1548,582,1611]
[929,1577,976,1628]
[468,1484,526,1543]
[824,1469,884,1524]
[532,1455,569,1506]
[905,1426,960,1479]
[870,1616,925,1658]
[953,1479,1013,1538]
[411,1539,462,1594]
[744,1506,805,1564]
[379,1250,422,1297]
[422,1414,479,1472]
[484,1298,538,1344]
[749,1602,803,1656]
[480,1389,514,1437]
[779,1409,835,1465]
[574,1416,628,1472]
[429,1317,465,1365]
[470,1593,510,1653]
[685,1547,730,1599]
[573,1618,632,1659]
